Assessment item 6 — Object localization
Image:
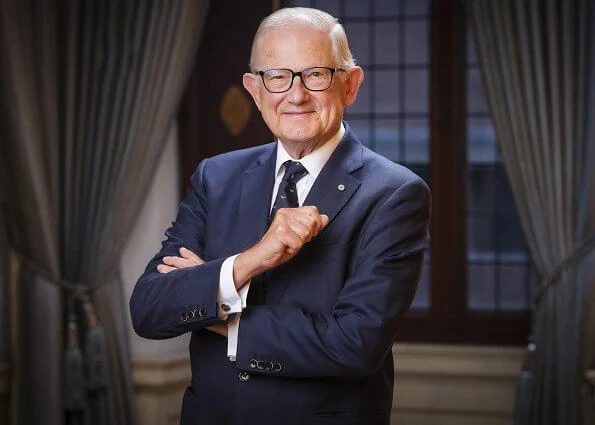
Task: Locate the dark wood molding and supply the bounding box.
[428,0,467,319]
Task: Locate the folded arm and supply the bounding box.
[129,160,229,339]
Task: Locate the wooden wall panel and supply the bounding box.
[178,1,274,194]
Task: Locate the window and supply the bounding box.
[466,32,534,313]
[286,0,531,344]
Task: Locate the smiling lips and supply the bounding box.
[283,111,314,115]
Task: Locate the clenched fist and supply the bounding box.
[233,206,329,288]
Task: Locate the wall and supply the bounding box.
[393,344,523,425]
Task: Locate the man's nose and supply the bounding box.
[289,75,309,101]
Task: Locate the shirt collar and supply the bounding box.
[275,123,345,179]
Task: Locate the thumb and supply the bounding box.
[320,214,330,229]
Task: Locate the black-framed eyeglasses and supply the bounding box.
[256,66,346,93]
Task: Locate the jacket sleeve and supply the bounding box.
[129,159,226,339]
[235,177,431,378]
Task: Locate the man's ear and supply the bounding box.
[243,73,262,111]
[343,66,365,107]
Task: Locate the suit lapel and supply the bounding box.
[303,127,364,225]
[236,144,277,251]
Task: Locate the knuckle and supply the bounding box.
[275,223,290,235]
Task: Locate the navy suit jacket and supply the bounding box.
[130,123,431,425]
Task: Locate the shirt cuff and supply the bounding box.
[218,255,243,318]
[227,313,241,360]
[219,255,251,360]
[218,255,252,317]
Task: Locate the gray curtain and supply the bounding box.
[579,276,595,425]
[466,1,595,425]
[0,1,210,424]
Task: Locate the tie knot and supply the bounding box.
[282,160,308,184]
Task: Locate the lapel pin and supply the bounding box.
[337,184,345,191]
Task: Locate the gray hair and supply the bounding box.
[249,7,356,72]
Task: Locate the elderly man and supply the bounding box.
[130,7,430,425]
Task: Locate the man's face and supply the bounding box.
[243,26,364,148]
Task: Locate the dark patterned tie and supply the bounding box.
[248,160,308,306]
[269,160,308,222]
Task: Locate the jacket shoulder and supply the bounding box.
[360,145,427,190]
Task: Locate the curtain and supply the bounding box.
[0,1,210,424]
[579,275,595,425]
[466,1,595,425]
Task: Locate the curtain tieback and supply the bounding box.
[519,232,595,375]
[15,251,117,302]
[14,251,112,411]
[534,232,595,305]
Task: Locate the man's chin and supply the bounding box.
[277,125,314,141]
[279,132,318,146]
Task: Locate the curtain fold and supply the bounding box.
[578,273,595,425]
[466,1,595,424]
[0,1,210,424]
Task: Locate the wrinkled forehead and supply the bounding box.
[253,26,335,70]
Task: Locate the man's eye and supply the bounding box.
[310,72,323,78]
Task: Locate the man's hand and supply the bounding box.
[157,247,204,273]
[233,206,329,287]
[157,247,227,337]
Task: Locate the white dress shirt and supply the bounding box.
[217,124,345,360]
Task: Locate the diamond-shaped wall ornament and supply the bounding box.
[220,85,251,136]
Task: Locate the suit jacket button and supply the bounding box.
[257,360,265,370]
[180,312,189,322]
[239,372,250,382]
[221,303,231,312]
[190,309,198,319]
[249,359,257,368]
[266,361,274,371]
[273,362,282,372]
[197,308,206,317]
